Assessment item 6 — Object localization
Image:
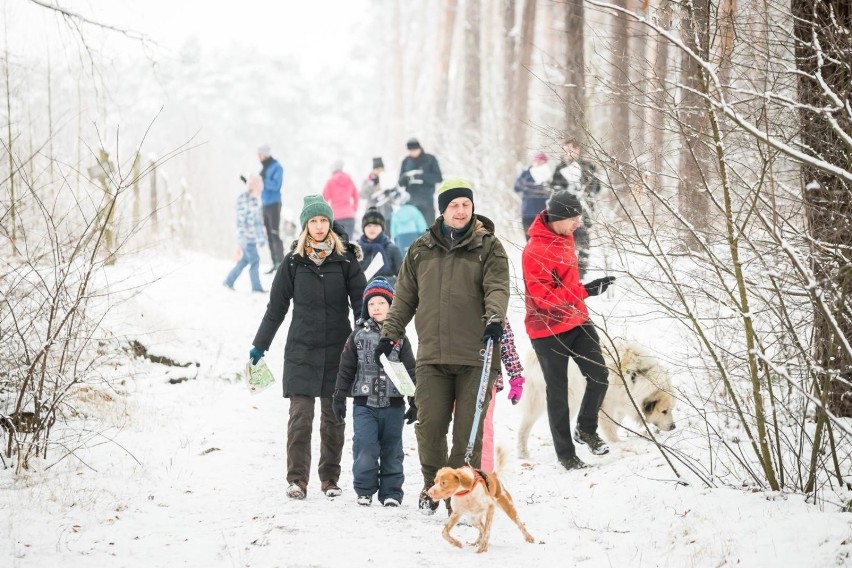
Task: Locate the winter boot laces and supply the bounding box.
[573,427,610,455]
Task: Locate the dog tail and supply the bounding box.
[494,446,508,475]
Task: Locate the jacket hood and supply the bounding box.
[527,211,571,244]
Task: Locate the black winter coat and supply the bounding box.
[252,224,367,398]
[398,152,443,196]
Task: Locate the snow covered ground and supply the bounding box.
[2,249,851,568]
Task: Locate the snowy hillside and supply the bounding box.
[2,249,850,568]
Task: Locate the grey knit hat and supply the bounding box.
[300,195,334,228]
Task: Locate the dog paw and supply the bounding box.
[476,545,489,554]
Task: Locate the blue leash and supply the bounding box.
[464,337,494,466]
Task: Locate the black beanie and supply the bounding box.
[406,137,421,150]
[547,190,583,221]
[372,157,384,169]
[361,207,386,231]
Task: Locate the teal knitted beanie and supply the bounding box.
[300,195,334,228]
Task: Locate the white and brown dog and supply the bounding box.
[517,338,678,458]
[426,448,535,553]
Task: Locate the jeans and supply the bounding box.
[263,203,284,266]
[336,218,356,239]
[352,404,405,503]
[224,242,262,291]
[531,323,608,461]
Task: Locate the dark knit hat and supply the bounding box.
[361,277,394,320]
[406,137,421,150]
[300,195,334,228]
[372,157,384,169]
[437,178,474,214]
[362,207,386,231]
[546,190,583,221]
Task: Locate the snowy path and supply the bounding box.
[2,251,850,568]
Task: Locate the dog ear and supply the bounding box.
[643,398,658,414]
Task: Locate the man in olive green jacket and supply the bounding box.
[375,178,510,515]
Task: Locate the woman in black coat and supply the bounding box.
[251,195,366,500]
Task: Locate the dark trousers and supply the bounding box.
[352,404,405,503]
[414,363,494,485]
[574,225,591,280]
[408,191,435,225]
[263,203,284,266]
[522,215,537,241]
[531,323,608,461]
[287,395,345,485]
[336,218,356,239]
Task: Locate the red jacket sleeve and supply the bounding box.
[522,244,588,310]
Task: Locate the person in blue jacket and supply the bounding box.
[514,150,551,239]
[258,144,284,273]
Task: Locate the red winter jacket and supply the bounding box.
[522,212,589,339]
[322,171,359,220]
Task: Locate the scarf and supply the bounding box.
[358,233,391,273]
[306,236,335,266]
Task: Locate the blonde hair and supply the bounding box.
[294,225,346,257]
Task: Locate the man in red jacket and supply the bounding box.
[522,190,616,470]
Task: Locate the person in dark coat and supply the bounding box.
[250,195,367,500]
[514,150,552,239]
[398,137,442,225]
[357,207,403,285]
[550,138,601,280]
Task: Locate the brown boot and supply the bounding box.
[287,480,307,499]
[321,480,342,497]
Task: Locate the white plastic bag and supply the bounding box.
[245,358,275,394]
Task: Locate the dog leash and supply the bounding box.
[464,337,494,466]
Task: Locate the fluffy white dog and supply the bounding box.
[517,338,677,458]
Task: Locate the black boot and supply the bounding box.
[418,484,439,516]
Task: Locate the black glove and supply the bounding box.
[332,392,347,424]
[584,276,616,297]
[374,338,395,361]
[404,398,417,425]
[481,322,503,344]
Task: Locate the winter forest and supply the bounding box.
[2,0,852,566]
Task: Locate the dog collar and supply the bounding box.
[454,467,489,497]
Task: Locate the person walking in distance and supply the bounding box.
[549,138,601,280]
[398,137,442,225]
[375,178,510,515]
[323,160,359,238]
[223,174,267,292]
[522,190,616,470]
[258,144,284,273]
[514,150,551,239]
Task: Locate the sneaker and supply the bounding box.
[223,282,234,290]
[559,455,591,471]
[321,480,342,497]
[287,480,307,499]
[383,498,400,507]
[357,495,372,506]
[418,484,439,516]
[573,427,610,455]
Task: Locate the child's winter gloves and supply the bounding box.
[482,322,503,344]
[508,376,525,405]
[374,338,395,361]
[584,276,616,297]
[332,391,347,424]
[249,347,264,365]
[404,398,417,425]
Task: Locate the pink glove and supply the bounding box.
[508,377,524,405]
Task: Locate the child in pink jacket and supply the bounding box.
[481,320,524,472]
